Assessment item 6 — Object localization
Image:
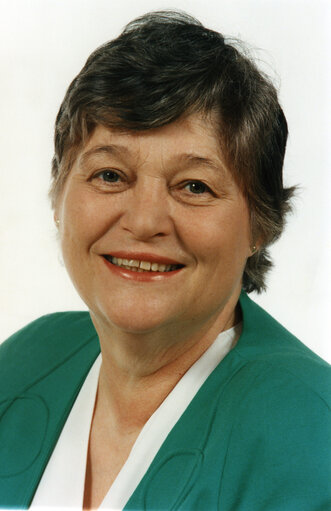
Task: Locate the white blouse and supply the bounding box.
[30,324,241,510]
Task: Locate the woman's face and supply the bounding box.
[56,113,252,335]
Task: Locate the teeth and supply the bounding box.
[109,256,180,273]
[140,261,151,270]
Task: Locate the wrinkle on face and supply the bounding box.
[55,112,251,350]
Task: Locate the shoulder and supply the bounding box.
[217,294,331,508]
[237,291,331,406]
[0,311,99,398]
[0,310,97,359]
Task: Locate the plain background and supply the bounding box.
[0,0,330,362]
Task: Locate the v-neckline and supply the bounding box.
[30,324,240,510]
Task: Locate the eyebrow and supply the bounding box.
[79,145,226,176]
[179,154,225,172]
[79,144,130,165]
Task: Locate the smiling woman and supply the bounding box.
[0,10,330,511]
[57,117,250,337]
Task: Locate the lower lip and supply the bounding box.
[102,258,184,282]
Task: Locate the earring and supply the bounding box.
[251,245,257,254]
[55,219,60,227]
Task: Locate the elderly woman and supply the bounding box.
[0,11,330,511]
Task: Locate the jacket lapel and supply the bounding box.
[0,312,100,509]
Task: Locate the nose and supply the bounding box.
[120,176,173,241]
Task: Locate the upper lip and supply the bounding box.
[102,251,184,266]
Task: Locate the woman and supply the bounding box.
[0,11,330,511]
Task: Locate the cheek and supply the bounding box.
[60,187,120,250]
[177,203,251,266]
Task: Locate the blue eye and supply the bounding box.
[185,181,211,194]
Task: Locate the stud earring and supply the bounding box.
[251,245,257,254]
[55,219,60,227]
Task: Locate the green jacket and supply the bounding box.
[0,292,330,510]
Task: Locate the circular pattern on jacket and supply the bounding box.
[0,395,49,477]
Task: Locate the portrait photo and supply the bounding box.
[0,1,330,509]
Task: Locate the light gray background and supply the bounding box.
[1,0,330,362]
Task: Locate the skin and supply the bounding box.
[54,112,254,508]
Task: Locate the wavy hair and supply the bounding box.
[50,11,296,293]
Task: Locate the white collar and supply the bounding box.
[30,323,241,510]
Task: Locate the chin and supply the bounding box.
[93,303,173,335]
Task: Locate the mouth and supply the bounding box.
[103,255,184,273]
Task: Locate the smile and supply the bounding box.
[103,255,184,273]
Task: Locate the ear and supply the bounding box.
[54,213,60,228]
[249,235,264,256]
[248,210,265,257]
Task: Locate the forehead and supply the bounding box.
[78,112,225,167]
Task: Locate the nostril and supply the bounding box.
[120,213,171,241]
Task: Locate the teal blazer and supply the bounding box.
[0,292,330,510]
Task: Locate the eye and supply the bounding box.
[184,181,213,195]
[88,168,127,193]
[95,170,121,182]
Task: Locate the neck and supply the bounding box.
[90,288,241,433]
